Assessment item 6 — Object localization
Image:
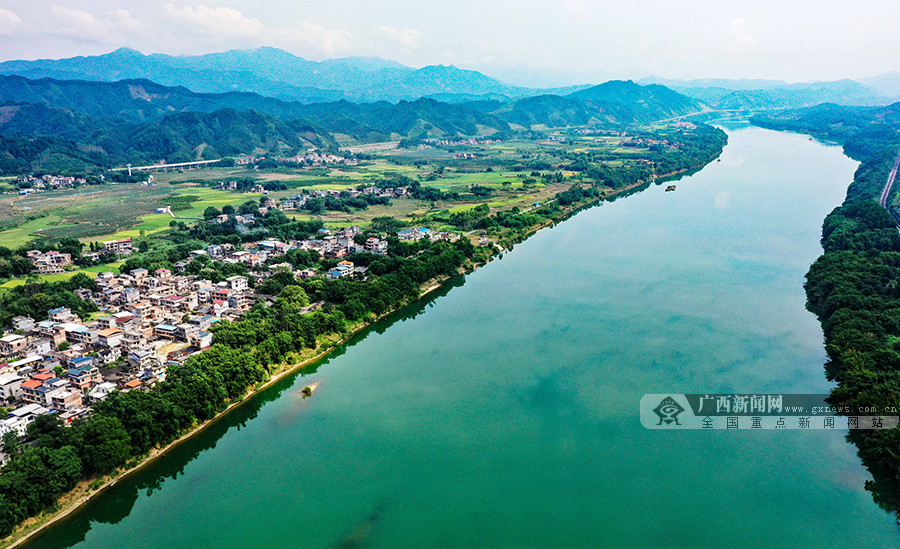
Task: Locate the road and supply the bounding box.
[879,147,900,210]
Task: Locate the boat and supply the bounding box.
[665,185,676,192]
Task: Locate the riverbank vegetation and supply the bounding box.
[754,104,900,512]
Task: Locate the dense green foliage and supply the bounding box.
[0,274,98,327]
[760,104,900,510]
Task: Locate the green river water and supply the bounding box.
[22,126,900,548]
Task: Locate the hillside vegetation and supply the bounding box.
[753,104,900,512]
[0,75,705,174]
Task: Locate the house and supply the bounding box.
[0,334,28,356]
[123,379,143,391]
[0,404,49,437]
[175,324,199,342]
[49,389,83,412]
[191,331,213,349]
[127,350,159,371]
[11,317,34,333]
[7,355,44,372]
[0,373,24,402]
[208,244,224,258]
[21,377,66,405]
[227,294,251,310]
[67,365,101,390]
[226,275,249,292]
[88,382,118,403]
[365,238,388,254]
[102,238,133,255]
[58,323,95,345]
[98,347,121,365]
[98,328,124,348]
[154,324,178,339]
[48,307,77,323]
[27,339,52,356]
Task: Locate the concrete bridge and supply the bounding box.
[109,159,224,175]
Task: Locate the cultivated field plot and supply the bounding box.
[0,128,638,248]
[0,184,173,247]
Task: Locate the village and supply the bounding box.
[1,216,460,463]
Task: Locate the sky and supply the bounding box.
[0,0,899,85]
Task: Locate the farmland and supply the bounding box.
[0,128,688,257]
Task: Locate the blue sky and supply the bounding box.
[0,1,898,85]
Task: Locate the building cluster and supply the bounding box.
[15,175,87,192]
[234,151,357,166]
[428,138,499,146]
[26,239,133,275]
[273,151,357,166]
[277,186,411,210]
[26,250,73,275]
[0,269,258,455]
[621,137,683,150]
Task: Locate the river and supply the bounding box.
[22,126,900,548]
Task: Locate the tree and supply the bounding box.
[26,414,66,449]
[74,416,131,476]
[278,285,310,308]
[2,431,20,456]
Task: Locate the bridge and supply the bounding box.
[109,159,224,175]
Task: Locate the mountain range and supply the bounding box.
[2,47,899,109]
[0,47,584,104]
[639,77,892,109]
[0,73,705,172]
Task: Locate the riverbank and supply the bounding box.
[0,152,723,548]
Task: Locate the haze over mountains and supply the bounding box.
[0,47,584,104]
[2,47,897,108]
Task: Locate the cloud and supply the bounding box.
[281,22,352,56]
[109,9,144,35]
[161,4,350,56]
[50,5,110,41]
[730,17,757,47]
[0,8,25,36]
[561,0,588,17]
[164,3,265,39]
[377,25,424,48]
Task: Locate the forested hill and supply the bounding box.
[94,110,339,165]
[484,80,703,127]
[0,73,705,173]
[754,104,900,513]
[0,74,702,134]
[752,103,900,160]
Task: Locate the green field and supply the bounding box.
[0,131,633,247]
[0,261,124,289]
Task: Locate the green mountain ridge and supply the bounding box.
[0,73,705,174]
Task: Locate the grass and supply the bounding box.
[0,261,124,289]
[0,215,63,248]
